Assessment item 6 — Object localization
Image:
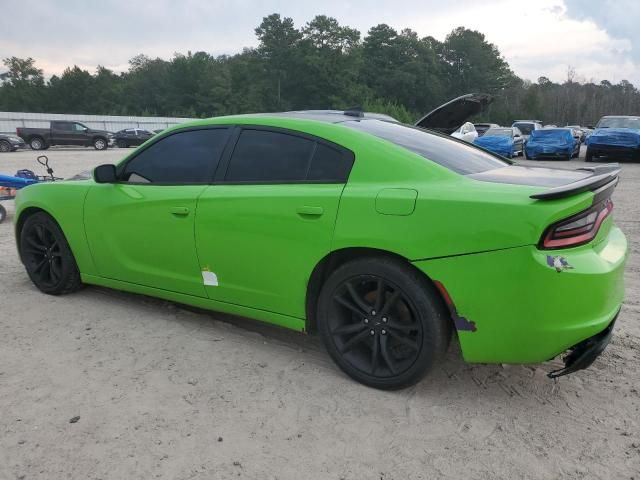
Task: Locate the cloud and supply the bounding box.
[0,0,638,85]
[563,0,640,61]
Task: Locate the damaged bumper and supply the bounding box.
[547,311,618,378]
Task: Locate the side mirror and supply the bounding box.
[94,164,117,183]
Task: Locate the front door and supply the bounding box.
[195,127,354,319]
[84,127,231,296]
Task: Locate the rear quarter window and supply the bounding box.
[344,120,508,174]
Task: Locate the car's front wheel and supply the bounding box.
[19,212,83,295]
[317,257,451,390]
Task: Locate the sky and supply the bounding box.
[1,0,638,85]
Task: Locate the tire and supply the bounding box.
[116,139,127,148]
[0,140,11,153]
[93,137,107,150]
[29,137,45,150]
[585,147,594,162]
[19,212,83,295]
[317,256,451,390]
[0,204,6,223]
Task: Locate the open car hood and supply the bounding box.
[415,93,493,134]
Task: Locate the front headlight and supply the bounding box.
[9,136,22,142]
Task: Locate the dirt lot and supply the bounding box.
[1,146,639,480]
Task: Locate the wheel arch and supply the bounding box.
[305,247,451,333]
[15,206,54,256]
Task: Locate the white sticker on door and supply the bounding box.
[202,270,219,286]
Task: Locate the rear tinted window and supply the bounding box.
[122,128,228,184]
[226,129,353,183]
[343,120,508,174]
[512,122,535,135]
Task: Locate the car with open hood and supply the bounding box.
[415,93,493,139]
[14,110,627,389]
[586,115,640,162]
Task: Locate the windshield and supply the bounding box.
[343,120,508,175]
[596,117,640,129]
[512,122,535,135]
[484,128,512,137]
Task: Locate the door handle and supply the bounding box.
[296,205,324,216]
[170,206,190,216]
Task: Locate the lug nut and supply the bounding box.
[370,330,375,335]
[382,317,388,323]
[381,329,387,335]
[364,318,369,324]
[371,310,376,316]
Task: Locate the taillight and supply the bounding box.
[540,198,613,249]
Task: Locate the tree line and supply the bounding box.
[1,13,639,126]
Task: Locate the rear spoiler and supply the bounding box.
[530,163,620,200]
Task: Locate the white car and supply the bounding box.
[451,122,478,143]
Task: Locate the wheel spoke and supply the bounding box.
[25,236,46,251]
[386,321,417,334]
[379,290,401,317]
[34,224,46,243]
[370,334,380,375]
[50,259,62,282]
[340,328,372,354]
[32,258,48,274]
[379,334,397,374]
[387,329,419,351]
[23,247,46,256]
[333,294,367,316]
[332,322,366,336]
[346,281,372,314]
[373,278,385,312]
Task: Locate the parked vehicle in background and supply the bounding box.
[512,120,543,142]
[473,127,524,158]
[114,128,155,148]
[525,128,579,160]
[474,123,500,137]
[0,133,26,152]
[16,121,114,151]
[14,110,627,388]
[564,126,583,144]
[586,115,640,162]
[451,122,478,142]
[566,125,587,143]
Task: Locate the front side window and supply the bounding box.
[73,123,87,131]
[122,128,228,184]
[225,129,353,183]
[344,120,508,175]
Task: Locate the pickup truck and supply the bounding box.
[16,121,114,150]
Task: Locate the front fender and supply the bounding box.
[14,181,96,275]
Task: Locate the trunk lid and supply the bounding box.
[415,93,493,135]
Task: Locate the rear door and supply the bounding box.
[50,121,75,144]
[84,127,231,296]
[194,126,354,319]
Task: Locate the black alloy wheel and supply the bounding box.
[318,257,451,389]
[20,212,82,295]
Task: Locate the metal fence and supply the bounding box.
[0,111,198,134]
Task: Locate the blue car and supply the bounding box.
[473,127,524,158]
[525,128,579,160]
[586,116,640,162]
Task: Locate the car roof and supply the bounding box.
[264,110,401,124]
[600,115,640,119]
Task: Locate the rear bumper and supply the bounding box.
[588,144,640,156]
[412,225,627,365]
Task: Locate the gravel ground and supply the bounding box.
[1,146,639,480]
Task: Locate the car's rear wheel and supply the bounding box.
[94,137,107,150]
[0,204,6,223]
[317,257,451,390]
[19,212,83,295]
[0,140,11,152]
[29,137,45,150]
[585,147,595,162]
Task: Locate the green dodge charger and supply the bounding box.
[14,109,627,389]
